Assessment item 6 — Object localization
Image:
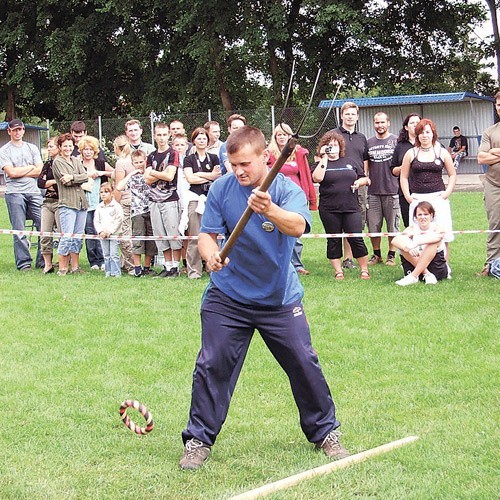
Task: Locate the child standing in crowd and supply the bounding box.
[94,183,124,277]
[171,134,191,274]
[115,150,157,277]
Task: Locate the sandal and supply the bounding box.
[360,270,371,280]
[335,271,344,281]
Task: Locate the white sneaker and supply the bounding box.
[423,272,437,285]
[90,264,100,271]
[446,264,452,279]
[395,274,419,286]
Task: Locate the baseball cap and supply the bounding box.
[8,119,24,130]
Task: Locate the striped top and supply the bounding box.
[52,156,88,210]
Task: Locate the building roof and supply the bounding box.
[319,92,495,108]
[0,121,48,131]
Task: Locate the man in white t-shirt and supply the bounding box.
[0,119,44,270]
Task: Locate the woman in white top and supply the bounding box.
[392,201,448,286]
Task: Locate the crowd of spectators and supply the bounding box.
[1,95,499,282]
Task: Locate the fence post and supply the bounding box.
[208,109,212,121]
[98,115,103,147]
[149,112,155,146]
[46,119,50,140]
[271,105,275,132]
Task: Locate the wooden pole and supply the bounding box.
[218,136,297,262]
[229,436,419,500]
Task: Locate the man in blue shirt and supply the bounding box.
[180,126,348,470]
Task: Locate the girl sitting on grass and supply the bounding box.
[392,201,448,286]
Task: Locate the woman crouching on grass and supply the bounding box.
[392,201,448,286]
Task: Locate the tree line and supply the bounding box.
[1,0,498,122]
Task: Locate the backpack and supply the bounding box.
[489,258,500,279]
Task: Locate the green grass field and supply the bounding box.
[0,193,498,499]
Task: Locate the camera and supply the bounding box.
[325,146,333,154]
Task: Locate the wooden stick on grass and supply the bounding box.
[229,435,419,500]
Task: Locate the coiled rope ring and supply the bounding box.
[119,400,154,435]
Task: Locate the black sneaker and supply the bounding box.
[179,438,211,470]
[141,268,155,276]
[314,430,350,459]
[154,268,170,278]
[134,270,143,278]
[342,258,357,269]
[166,267,180,278]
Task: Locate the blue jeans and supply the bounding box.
[100,239,121,276]
[5,192,43,269]
[58,206,87,256]
[85,210,104,266]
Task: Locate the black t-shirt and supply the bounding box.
[448,135,468,154]
[146,148,179,203]
[391,140,414,195]
[316,156,365,212]
[331,126,369,164]
[391,140,413,170]
[183,152,220,197]
[37,158,59,199]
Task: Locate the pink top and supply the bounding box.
[281,160,301,187]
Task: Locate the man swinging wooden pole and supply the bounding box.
[219,69,341,262]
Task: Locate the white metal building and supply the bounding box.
[319,92,497,173]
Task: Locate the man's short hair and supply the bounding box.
[340,102,359,115]
[227,114,247,128]
[204,120,219,129]
[70,120,87,133]
[226,126,265,155]
[494,90,500,101]
[155,122,169,132]
[374,111,389,121]
[453,126,460,131]
[125,119,142,130]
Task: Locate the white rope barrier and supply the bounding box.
[0,228,498,242]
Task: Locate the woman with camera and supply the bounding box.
[312,131,370,280]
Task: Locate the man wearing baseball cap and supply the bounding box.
[0,119,44,270]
